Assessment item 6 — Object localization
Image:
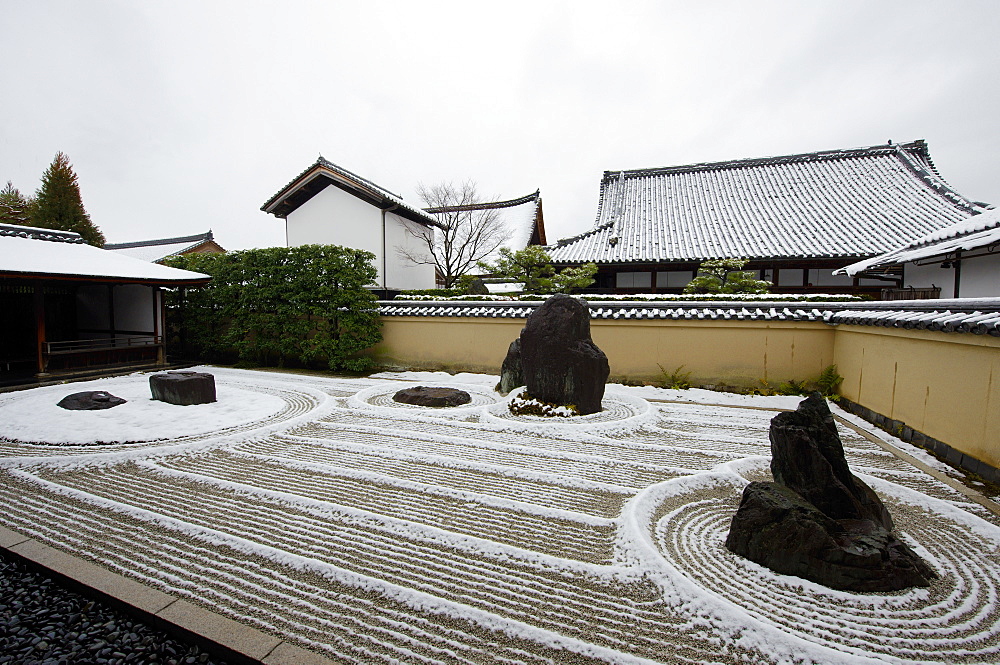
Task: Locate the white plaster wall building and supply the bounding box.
[261,158,440,292]
[838,208,1000,298]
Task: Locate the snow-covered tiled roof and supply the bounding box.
[425,191,544,263]
[0,225,210,284]
[105,231,221,263]
[379,298,1000,336]
[549,140,988,265]
[838,208,1000,276]
[0,222,83,244]
[261,157,440,228]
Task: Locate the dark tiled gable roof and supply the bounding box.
[261,157,440,228]
[549,140,989,265]
[424,190,546,255]
[105,231,215,251]
[424,190,540,214]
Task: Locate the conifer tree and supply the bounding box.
[0,181,33,226]
[31,152,105,246]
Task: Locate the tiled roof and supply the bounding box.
[549,140,988,265]
[379,298,1000,336]
[838,208,1000,275]
[105,231,220,263]
[261,157,440,228]
[0,222,83,244]
[425,191,544,263]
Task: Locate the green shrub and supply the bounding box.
[683,258,771,295]
[757,365,844,400]
[658,364,692,389]
[165,245,381,371]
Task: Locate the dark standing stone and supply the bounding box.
[516,294,609,415]
[770,393,894,530]
[149,371,217,406]
[725,393,936,592]
[496,338,523,396]
[57,391,127,410]
[393,386,472,407]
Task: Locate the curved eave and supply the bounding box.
[0,270,211,286]
[262,164,440,228]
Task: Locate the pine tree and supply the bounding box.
[31,152,105,246]
[0,181,33,226]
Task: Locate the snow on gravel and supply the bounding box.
[0,366,998,665]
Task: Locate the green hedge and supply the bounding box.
[165,245,382,371]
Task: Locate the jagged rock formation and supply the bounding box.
[726,393,937,592]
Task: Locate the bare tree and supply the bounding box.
[398,181,508,288]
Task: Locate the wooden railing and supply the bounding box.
[880,287,942,300]
[42,335,163,372]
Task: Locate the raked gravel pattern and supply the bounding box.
[0,367,999,664]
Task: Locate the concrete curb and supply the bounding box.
[0,525,336,665]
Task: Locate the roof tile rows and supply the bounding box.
[380,300,1000,336]
[0,223,83,244]
[549,141,987,265]
[426,191,544,263]
[105,231,219,263]
[840,208,1000,275]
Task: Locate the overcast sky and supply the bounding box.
[2,0,998,250]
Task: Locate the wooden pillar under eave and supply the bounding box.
[155,287,165,365]
[33,281,47,375]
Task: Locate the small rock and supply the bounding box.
[393,386,472,407]
[57,391,127,411]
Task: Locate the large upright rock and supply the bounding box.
[516,294,609,415]
[726,393,936,592]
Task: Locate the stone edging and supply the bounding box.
[0,525,335,665]
[838,398,1000,488]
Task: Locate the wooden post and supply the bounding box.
[155,287,165,364]
[33,281,47,375]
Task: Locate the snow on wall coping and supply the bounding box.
[0,234,210,282]
[379,298,1000,336]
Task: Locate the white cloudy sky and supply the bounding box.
[2,0,998,250]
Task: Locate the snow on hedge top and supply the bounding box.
[0,233,210,283]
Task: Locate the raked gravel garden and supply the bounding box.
[1,367,999,665]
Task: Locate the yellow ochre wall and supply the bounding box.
[833,325,1000,470]
[368,315,1000,470]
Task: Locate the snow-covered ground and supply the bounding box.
[1,367,998,664]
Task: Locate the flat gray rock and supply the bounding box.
[57,391,127,410]
[393,386,471,407]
